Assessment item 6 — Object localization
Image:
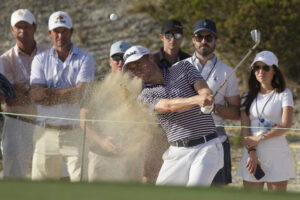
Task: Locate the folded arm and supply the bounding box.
[30,82,87,105]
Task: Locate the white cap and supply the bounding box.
[123,46,150,69]
[48,11,72,30]
[110,41,132,57]
[11,9,35,27]
[251,50,279,67]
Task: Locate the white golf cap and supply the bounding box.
[123,45,150,69]
[110,41,132,57]
[48,11,72,30]
[11,9,35,27]
[251,50,279,67]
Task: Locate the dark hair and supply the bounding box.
[242,65,286,115]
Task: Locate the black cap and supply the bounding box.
[193,19,217,36]
[161,19,183,34]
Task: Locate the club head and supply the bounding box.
[251,29,261,46]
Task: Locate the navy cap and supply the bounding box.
[193,19,217,36]
[161,19,183,34]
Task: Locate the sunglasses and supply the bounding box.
[253,65,271,72]
[164,33,182,39]
[111,55,124,62]
[194,34,214,43]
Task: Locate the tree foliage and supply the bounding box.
[147,0,300,83]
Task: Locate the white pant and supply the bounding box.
[1,116,34,178]
[31,126,83,181]
[156,138,224,186]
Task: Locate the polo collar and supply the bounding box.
[192,53,217,72]
[50,43,78,56]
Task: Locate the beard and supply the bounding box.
[197,43,216,57]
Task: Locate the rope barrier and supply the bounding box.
[1,111,299,150]
[1,111,300,133]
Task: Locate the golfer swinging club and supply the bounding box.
[123,45,223,186]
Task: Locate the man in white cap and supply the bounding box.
[123,45,224,186]
[109,40,132,73]
[0,9,48,179]
[30,11,95,181]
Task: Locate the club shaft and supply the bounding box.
[213,47,255,98]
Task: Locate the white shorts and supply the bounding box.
[156,138,224,186]
[236,137,296,182]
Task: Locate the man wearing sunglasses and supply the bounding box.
[109,41,132,73]
[187,19,240,185]
[153,19,190,69]
[143,19,190,183]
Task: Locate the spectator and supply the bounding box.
[236,50,295,191]
[30,11,95,181]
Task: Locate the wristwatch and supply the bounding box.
[260,134,265,141]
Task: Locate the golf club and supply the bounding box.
[201,29,261,114]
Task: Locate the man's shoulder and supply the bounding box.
[179,50,190,60]
[35,47,52,59]
[152,49,162,65]
[172,59,194,69]
[73,45,94,59]
[0,47,14,61]
[216,60,235,73]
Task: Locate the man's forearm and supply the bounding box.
[155,96,200,114]
[6,86,31,106]
[46,87,84,104]
[31,83,87,105]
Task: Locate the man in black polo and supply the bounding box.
[143,19,190,183]
[153,19,190,69]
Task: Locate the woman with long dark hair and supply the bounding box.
[236,50,295,191]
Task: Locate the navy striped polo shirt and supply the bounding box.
[138,60,216,142]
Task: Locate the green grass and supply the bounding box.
[0,180,299,200]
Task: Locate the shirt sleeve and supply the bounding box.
[76,53,95,84]
[282,88,294,108]
[138,87,165,113]
[183,61,204,85]
[30,53,47,85]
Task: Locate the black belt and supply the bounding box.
[169,133,218,147]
